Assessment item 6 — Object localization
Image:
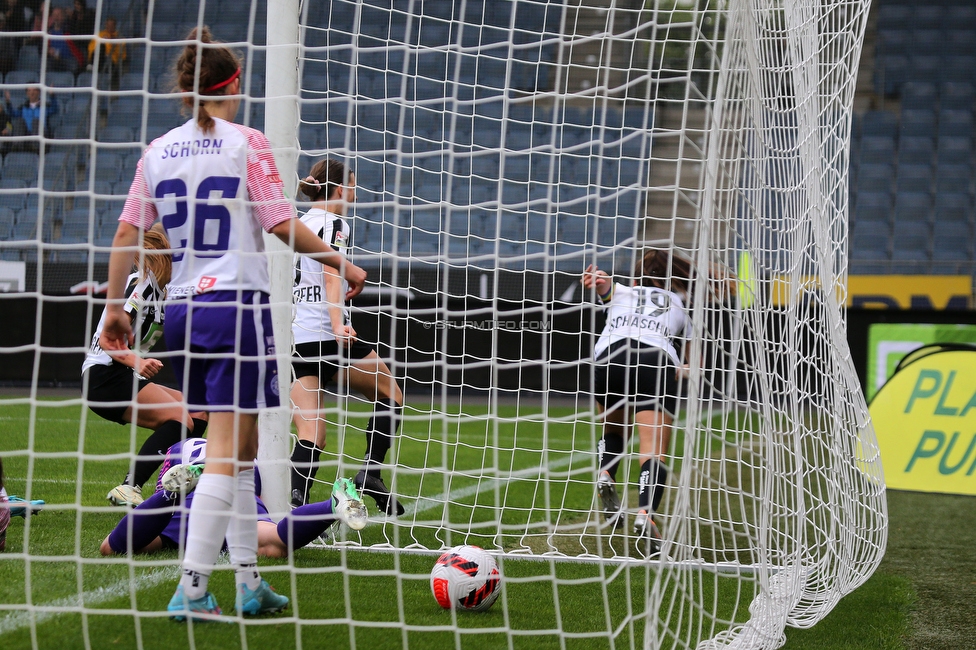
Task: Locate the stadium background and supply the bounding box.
[0,0,973,395]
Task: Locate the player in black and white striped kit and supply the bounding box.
[82,226,206,507]
[582,249,694,552]
[290,158,405,516]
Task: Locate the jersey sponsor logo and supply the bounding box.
[197,276,217,292]
[168,285,197,298]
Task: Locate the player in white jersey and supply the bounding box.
[82,226,206,507]
[581,249,694,553]
[98,28,367,623]
[290,159,405,515]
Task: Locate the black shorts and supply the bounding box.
[292,340,375,384]
[84,363,151,425]
[592,339,680,417]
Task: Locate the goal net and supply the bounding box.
[0,0,886,648]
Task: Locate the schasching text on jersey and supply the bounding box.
[160,139,224,159]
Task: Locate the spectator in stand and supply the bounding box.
[0,99,14,154]
[5,85,58,149]
[87,16,125,90]
[67,0,94,48]
[0,13,19,76]
[44,6,84,73]
[3,0,31,35]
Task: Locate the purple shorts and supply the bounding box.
[164,291,280,411]
[160,493,273,549]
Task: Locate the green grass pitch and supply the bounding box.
[1,397,964,649]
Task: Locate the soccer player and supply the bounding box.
[0,458,8,552]
[83,225,207,507]
[581,250,693,552]
[99,27,367,622]
[290,159,405,515]
[99,438,367,559]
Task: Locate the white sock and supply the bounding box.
[227,468,262,591]
[179,473,235,600]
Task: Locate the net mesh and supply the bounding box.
[0,0,886,648]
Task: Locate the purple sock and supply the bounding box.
[276,500,335,551]
[108,491,177,554]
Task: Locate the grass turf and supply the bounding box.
[1,398,964,649]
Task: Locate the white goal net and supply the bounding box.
[0,0,886,648]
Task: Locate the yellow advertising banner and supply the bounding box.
[870,346,976,496]
[769,275,972,310]
[848,275,972,310]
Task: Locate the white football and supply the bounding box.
[430,544,501,612]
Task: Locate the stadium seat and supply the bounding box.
[899,83,937,111]
[897,137,935,166]
[936,136,972,166]
[943,30,976,57]
[900,109,936,138]
[856,162,894,194]
[910,55,941,83]
[933,192,973,224]
[934,164,973,194]
[892,191,932,222]
[15,45,40,72]
[860,136,896,164]
[939,81,975,110]
[3,152,40,185]
[894,164,932,194]
[877,5,911,30]
[891,221,931,263]
[937,110,972,138]
[932,221,973,262]
[860,110,899,138]
[911,29,943,56]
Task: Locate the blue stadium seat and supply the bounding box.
[900,109,936,138]
[943,29,976,56]
[939,81,975,110]
[941,55,973,84]
[932,221,973,261]
[860,136,897,164]
[15,45,40,72]
[914,5,943,29]
[875,53,910,96]
[897,136,935,166]
[938,110,972,138]
[933,192,973,224]
[891,220,931,262]
[3,152,40,185]
[860,110,899,137]
[936,136,972,166]
[900,83,937,111]
[894,164,932,194]
[878,5,912,30]
[935,163,972,194]
[892,191,932,222]
[910,55,942,83]
[856,162,894,194]
[912,29,943,56]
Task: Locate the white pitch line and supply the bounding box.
[0,567,179,634]
[0,455,586,634]
[403,455,579,517]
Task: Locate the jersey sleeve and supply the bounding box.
[118,156,158,230]
[238,125,294,231]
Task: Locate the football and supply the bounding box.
[430,544,501,612]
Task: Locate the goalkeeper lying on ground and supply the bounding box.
[100,438,367,558]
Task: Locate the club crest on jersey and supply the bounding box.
[197,276,217,292]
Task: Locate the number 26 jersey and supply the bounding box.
[119,117,293,298]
